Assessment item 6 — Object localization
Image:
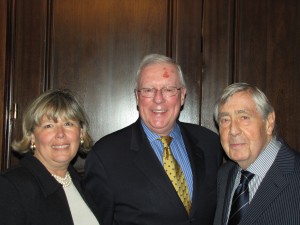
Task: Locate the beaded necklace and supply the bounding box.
[51,171,72,188]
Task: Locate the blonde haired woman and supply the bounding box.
[0,89,100,225]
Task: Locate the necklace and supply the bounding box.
[51,171,72,188]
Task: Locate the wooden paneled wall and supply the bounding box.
[1,0,299,172]
[0,0,8,168]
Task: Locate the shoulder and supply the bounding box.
[218,160,236,176]
[216,160,236,189]
[1,164,34,185]
[93,122,136,148]
[87,122,139,160]
[179,121,224,163]
[0,165,38,202]
[281,141,300,173]
[179,121,221,150]
[179,121,219,139]
[277,139,300,167]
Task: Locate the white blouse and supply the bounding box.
[63,181,99,225]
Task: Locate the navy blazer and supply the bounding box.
[84,119,223,225]
[213,139,300,225]
[0,153,101,225]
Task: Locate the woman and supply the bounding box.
[0,89,100,225]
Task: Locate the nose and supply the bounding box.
[55,125,65,138]
[153,89,165,104]
[229,120,242,136]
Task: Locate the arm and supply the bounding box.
[0,175,27,225]
[84,148,114,225]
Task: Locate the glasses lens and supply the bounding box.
[141,88,155,98]
[139,87,180,98]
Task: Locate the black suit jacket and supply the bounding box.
[213,139,300,225]
[84,119,223,225]
[0,153,101,225]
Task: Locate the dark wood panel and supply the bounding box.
[49,0,207,172]
[51,0,173,142]
[236,0,300,150]
[0,0,8,169]
[8,0,47,168]
[201,0,235,132]
[175,0,203,125]
[50,0,171,172]
[4,0,299,172]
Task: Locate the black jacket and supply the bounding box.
[84,119,223,225]
[0,153,101,225]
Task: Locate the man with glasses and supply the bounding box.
[84,54,223,225]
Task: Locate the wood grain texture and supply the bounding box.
[0,0,8,170]
[235,0,300,150]
[1,0,299,171]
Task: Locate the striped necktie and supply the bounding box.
[159,136,191,214]
[228,170,255,225]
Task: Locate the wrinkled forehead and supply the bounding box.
[139,63,180,83]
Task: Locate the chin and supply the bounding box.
[229,152,249,163]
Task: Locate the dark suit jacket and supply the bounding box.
[213,139,300,225]
[84,119,223,225]
[0,153,101,225]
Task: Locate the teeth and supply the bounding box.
[153,110,166,113]
[52,145,69,149]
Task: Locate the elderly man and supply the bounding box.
[213,82,300,225]
[84,54,223,225]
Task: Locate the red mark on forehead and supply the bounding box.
[162,67,170,78]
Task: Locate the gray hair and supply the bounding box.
[12,89,93,153]
[135,53,186,88]
[214,83,276,135]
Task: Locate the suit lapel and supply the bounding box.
[179,124,205,215]
[130,121,184,209]
[241,143,295,225]
[21,154,74,225]
[222,165,238,225]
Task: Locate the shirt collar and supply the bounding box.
[244,137,281,178]
[140,120,181,142]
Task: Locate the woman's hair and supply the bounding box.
[12,89,93,153]
[214,82,276,136]
[135,53,186,89]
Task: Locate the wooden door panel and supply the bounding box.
[0,0,8,169]
[4,0,47,169]
[50,0,204,142]
[201,0,235,132]
[236,0,300,150]
[49,0,204,172]
[3,0,299,172]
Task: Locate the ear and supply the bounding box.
[134,90,139,106]
[31,133,35,142]
[266,111,275,136]
[180,87,187,106]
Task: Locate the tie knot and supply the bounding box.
[240,170,255,185]
[159,136,173,147]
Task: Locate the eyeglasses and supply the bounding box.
[136,87,182,98]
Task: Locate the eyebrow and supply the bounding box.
[236,109,249,114]
[218,112,229,118]
[219,109,250,117]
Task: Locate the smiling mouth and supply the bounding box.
[152,109,166,113]
[52,145,70,149]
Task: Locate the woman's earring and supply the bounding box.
[80,137,84,145]
[30,141,36,151]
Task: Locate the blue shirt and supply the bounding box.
[141,120,193,200]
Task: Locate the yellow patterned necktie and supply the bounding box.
[159,136,191,214]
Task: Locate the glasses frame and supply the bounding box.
[136,86,182,98]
